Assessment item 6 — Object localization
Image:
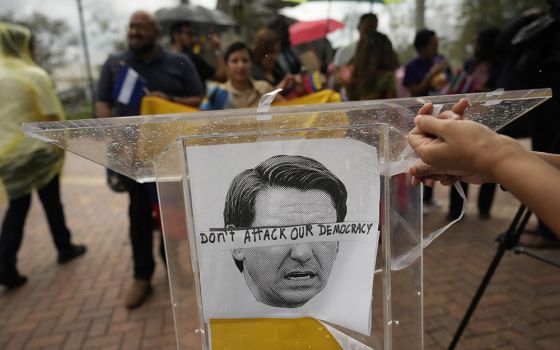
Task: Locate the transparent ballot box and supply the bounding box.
[23,89,551,350]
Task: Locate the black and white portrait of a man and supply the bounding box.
[186,139,380,335]
[224,155,346,308]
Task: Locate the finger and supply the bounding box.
[423,178,435,187]
[437,110,461,120]
[418,103,433,115]
[440,176,458,186]
[411,176,422,186]
[410,163,435,177]
[460,175,488,185]
[451,98,469,117]
[414,116,449,138]
[407,132,433,151]
[421,174,456,183]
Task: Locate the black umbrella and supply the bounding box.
[156,4,236,34]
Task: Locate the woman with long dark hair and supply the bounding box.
[346,32,399,101]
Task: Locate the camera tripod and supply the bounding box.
[448,204,560,350]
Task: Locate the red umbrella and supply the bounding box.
[289,19,345,46]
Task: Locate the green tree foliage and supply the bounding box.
[0,12,77,74]
[452,0,547,64]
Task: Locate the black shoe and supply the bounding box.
[0,264,28,289]
[58,244,87,264]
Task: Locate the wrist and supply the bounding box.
[486,135,526,183]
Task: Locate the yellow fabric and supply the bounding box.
[0,22,65,202]
[273,89,341,106]
[136,92,346,162]
[140,95,199,115]
[139,89,342,115]
[210,318,342,350]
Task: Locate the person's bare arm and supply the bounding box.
[212,56,227,83]
[95,101,112,118]
[533,152,560,170]
[208,33,227,83]
[407,60,447,96]
[408,115,560,235]
[407,79,432,97]
[492,146,560,235]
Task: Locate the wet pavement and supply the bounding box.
[0,152,559,350]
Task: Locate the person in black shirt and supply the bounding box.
[169,21,227,88]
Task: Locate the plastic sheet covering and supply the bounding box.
[0,22,65,202]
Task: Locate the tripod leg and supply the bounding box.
[448,205,530,350]
[447,244,507,350]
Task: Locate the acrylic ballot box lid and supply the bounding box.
[23,89,551,182]
[22,89,551,350]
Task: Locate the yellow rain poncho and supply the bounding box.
[0,22,65,201]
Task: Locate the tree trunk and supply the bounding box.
[416,0,425,30]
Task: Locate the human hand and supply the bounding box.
[277,74,296,90]
[428,60,448,77]
[408,110,523,185]
[410,162,488,187]
[208,33,221,51]
[409,98,468,186]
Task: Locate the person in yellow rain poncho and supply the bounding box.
[0,22,86,289]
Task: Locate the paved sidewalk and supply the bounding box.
[1,153,559,349]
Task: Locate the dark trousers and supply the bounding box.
[423,185,433,203]
[0,175,72,267]
[127,182,165,280]
[449,182,496,219]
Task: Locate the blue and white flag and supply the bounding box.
[112,66,146,107]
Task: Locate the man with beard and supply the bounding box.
[96,11,203,308]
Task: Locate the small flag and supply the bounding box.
[112,66,146,107]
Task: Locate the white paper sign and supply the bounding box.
[185,138,380,336]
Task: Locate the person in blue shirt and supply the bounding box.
[96,10,204,309]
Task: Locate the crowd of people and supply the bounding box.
[1,4,559,311]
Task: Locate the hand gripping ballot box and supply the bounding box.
[23,89,551,350]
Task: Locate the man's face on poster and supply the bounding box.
[232,186,339,308]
